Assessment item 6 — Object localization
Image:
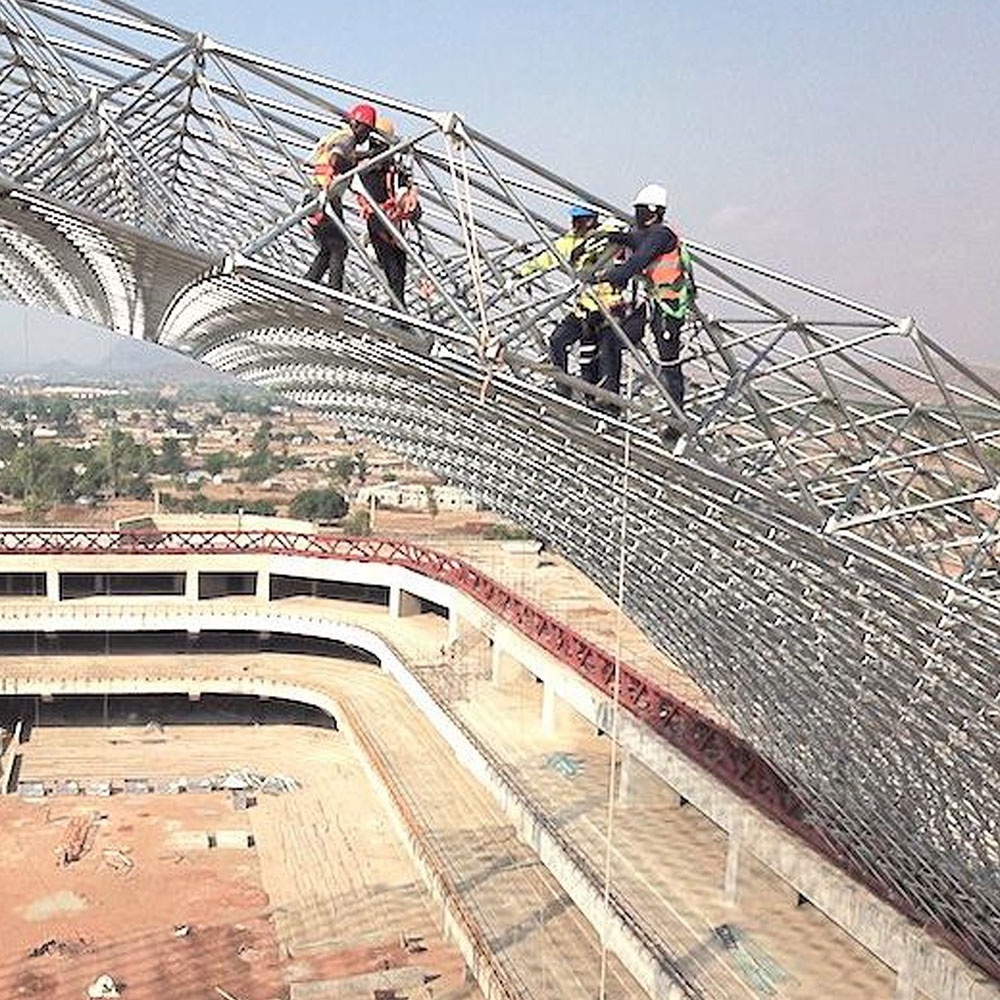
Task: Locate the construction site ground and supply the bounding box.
[0,718,478,1000]
[1,651,902,999]
[0,536,912,999]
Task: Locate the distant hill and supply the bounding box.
[0,302,237,385]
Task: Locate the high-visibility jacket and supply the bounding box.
[306,126,356,192]
[644,242,694,320]
[304,126,359,226]
[521,227,625,315]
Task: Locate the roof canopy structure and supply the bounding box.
[1,0,998,984]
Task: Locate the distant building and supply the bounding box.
[357,483,478,512]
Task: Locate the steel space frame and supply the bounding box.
[0,0,998,983]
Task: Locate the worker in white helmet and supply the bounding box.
[592,183,695,409]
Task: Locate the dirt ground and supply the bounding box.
[0,794,281,1000]
[0,722,475,1000]
[0,500,500,538]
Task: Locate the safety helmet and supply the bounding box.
[375,116,396,138]
[348,103,377,128]
[569,205,598,219]
[633,184,668,210]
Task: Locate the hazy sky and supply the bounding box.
[130,0,1000,364]
[5,1,1000,365]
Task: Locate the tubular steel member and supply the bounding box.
[2,1,1000,985]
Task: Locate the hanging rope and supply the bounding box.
[443,124,495,400]
[598,360,633,1000]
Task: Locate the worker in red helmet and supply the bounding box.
[303,103,377,291]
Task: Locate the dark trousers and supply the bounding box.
[305,204,347,291]
[652,310,685,408]
[549,312,607,397]
[596,306,647,399]
[370,226,407,308]
[597,306,686,408]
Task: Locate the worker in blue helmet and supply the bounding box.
[520,205,626,398]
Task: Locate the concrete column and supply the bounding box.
[894,930,920,1000]
[389,586,421,618]
[46,569,60,602]
[489,638,522,686]
[541,681,557,734]
[184,569,199,601]
[724,819,745,906]
[255,569,270,602]
[490,638,502,682]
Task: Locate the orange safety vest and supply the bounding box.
[643,239,693,319]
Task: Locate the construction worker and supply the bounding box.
[594,183,695,408]
[521,206,625,398]
[304,103,377,291]
[357,116,420,309]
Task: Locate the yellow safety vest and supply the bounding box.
[521,228,624,315]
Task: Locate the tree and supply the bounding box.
[157,437,186,475]
[204,451,236,477]
[0,429,19,462]
[342,509,371,536]
[0,441,78,505]
[425,484,438,519]
[331,454,356,485]
[47,398,77,433]
[79,427,155,499]
[242,420,278,483]
[289,488,348,522]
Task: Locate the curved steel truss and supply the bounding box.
[1,0,999,983]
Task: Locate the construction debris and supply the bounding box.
[101,848,134,873]
[59,811,100,866]
[28,936,90,958]
[216,770,300,795]
[86,974,120,998]
[399,931,426,954]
